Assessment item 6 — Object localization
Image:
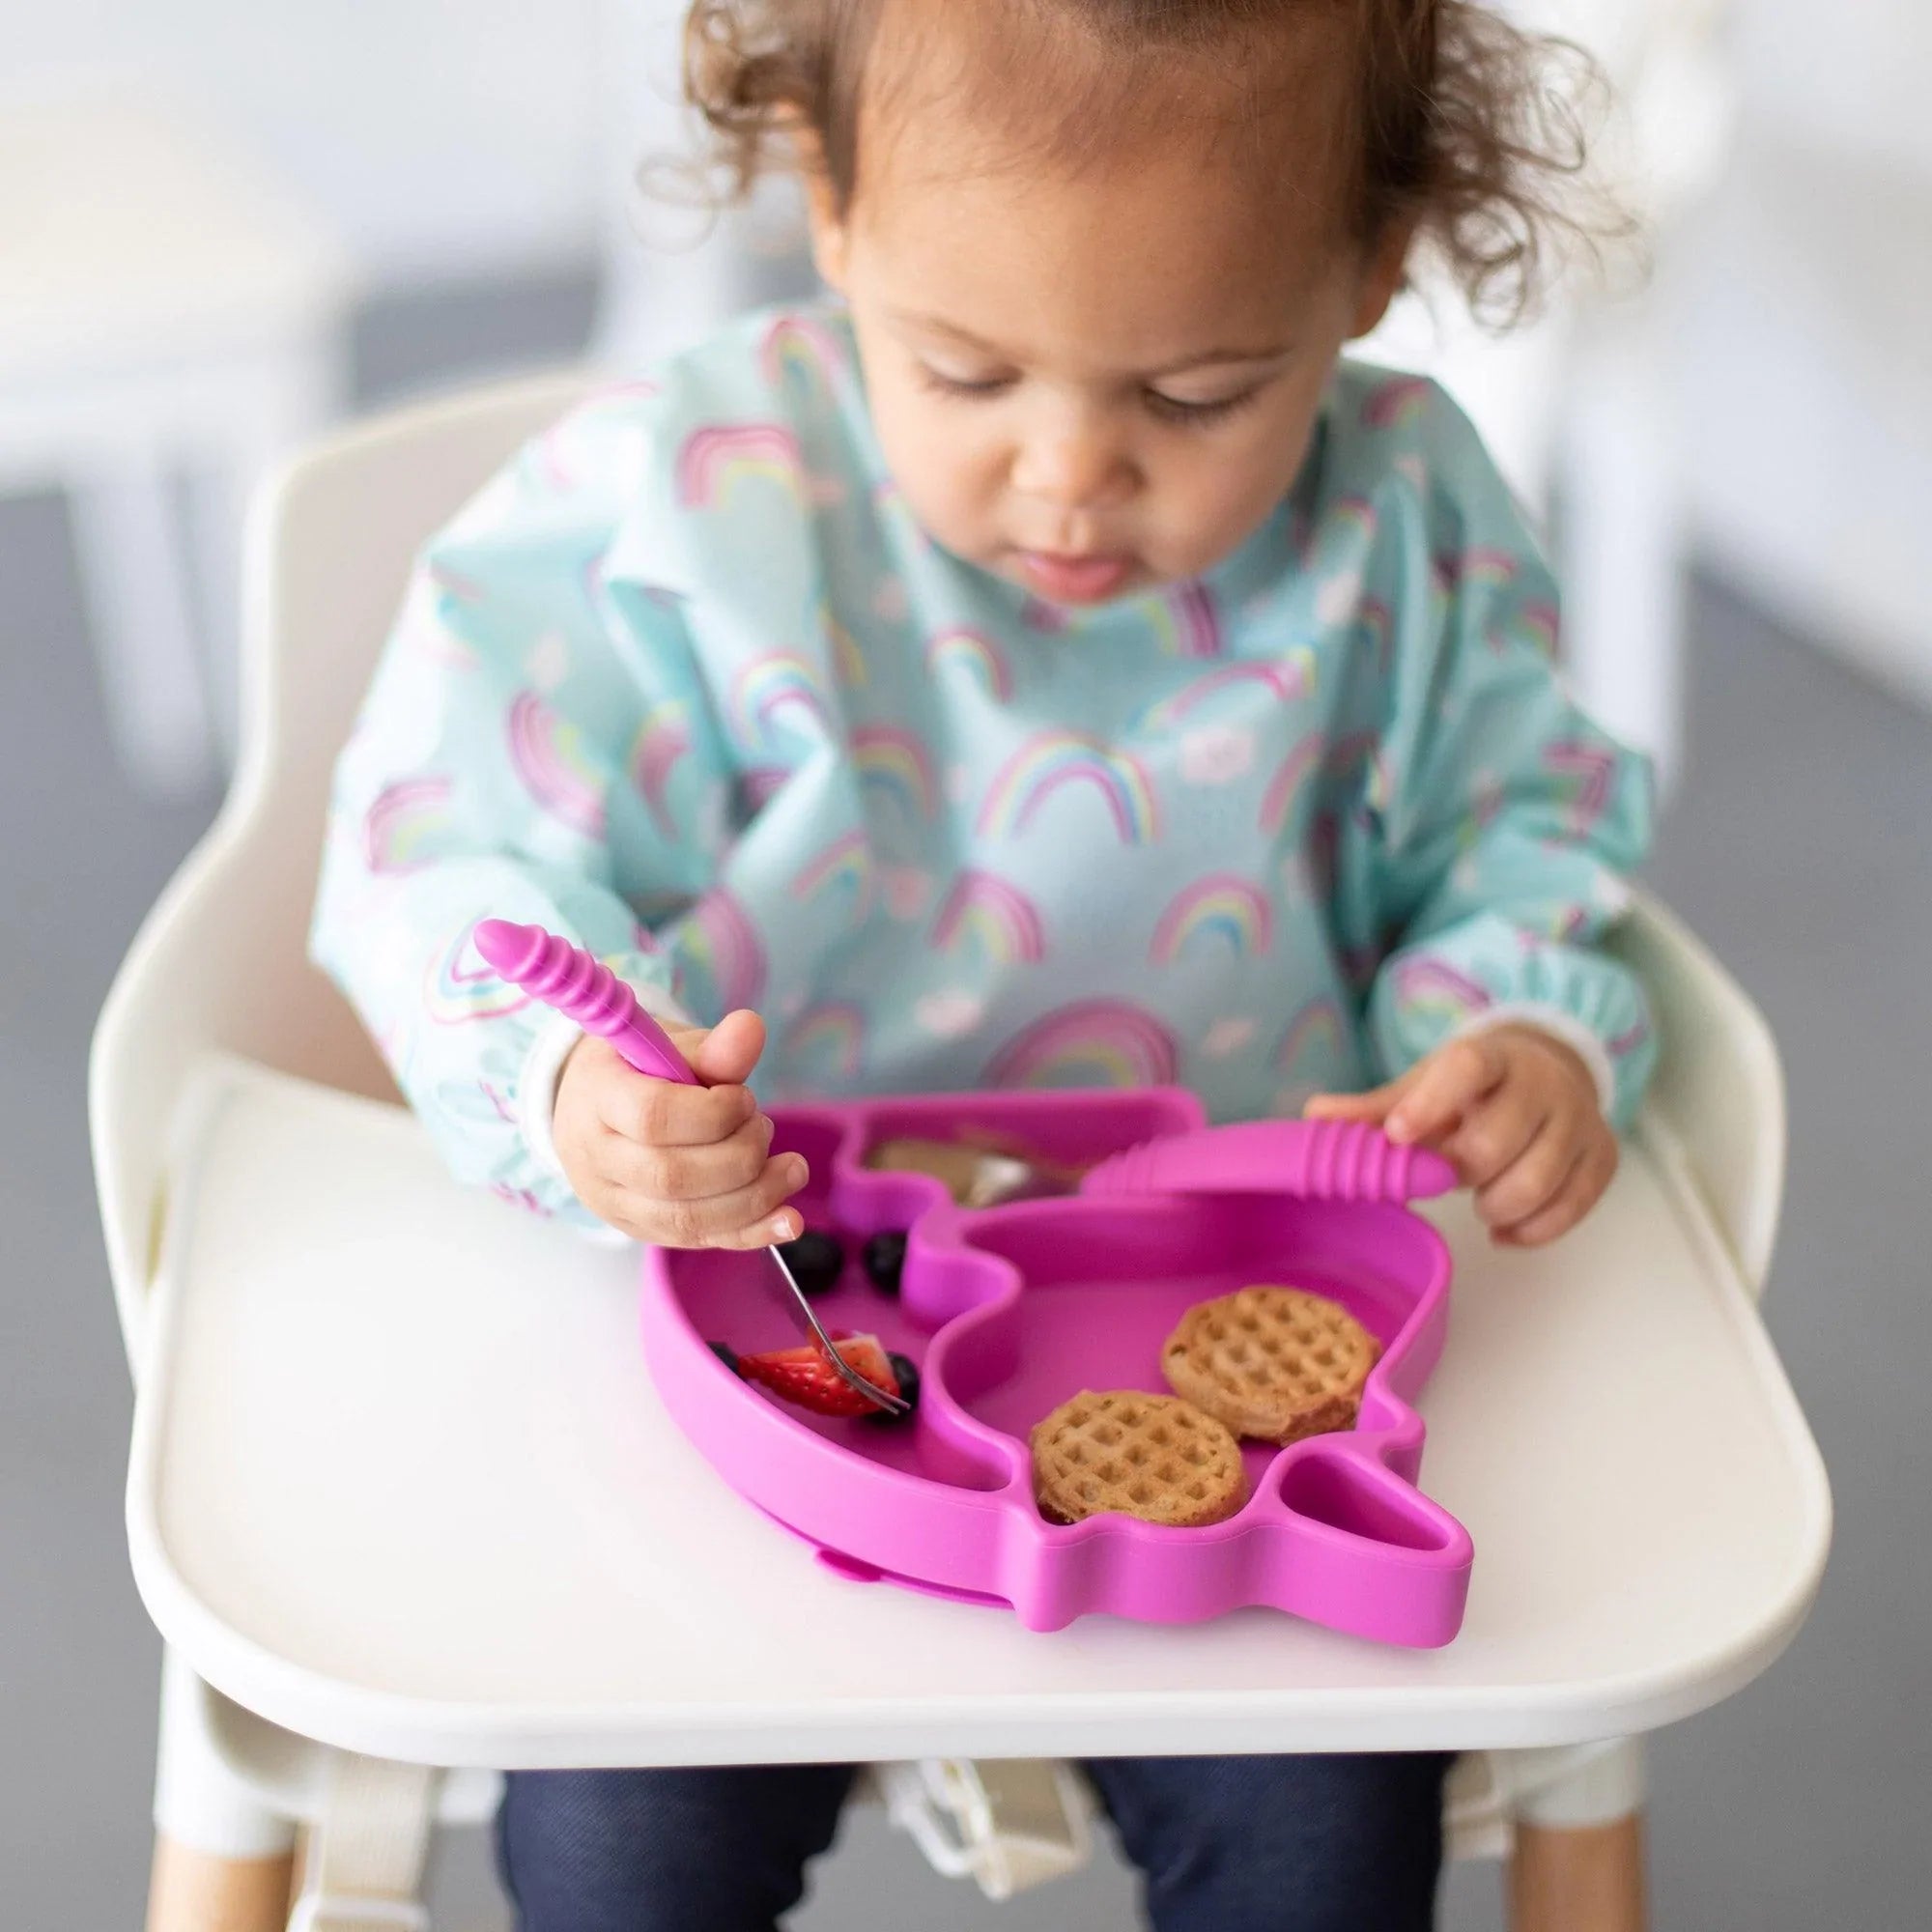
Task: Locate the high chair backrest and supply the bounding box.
[90,372,1787,1370]
[90,371,594,1360]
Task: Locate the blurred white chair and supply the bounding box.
[0,84,354,793]
[94,373,1819,1932]
[590,0,815,369]
[1361,0,1739,790]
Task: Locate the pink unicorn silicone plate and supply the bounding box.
[641,1089,1475,1646]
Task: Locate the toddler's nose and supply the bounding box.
[1010,412,1137,513]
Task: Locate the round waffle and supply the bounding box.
[1030,1390,1247,1528]
[1161,1287,1380,1446]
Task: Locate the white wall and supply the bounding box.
[1677,1,1932,704]
[1738,0,1932,177]
[3,0,614,283]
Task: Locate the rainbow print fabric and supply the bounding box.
[312,301,1654,1228]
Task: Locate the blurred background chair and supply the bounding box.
[0,82,354,794]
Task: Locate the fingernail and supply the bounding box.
[1386,1113,1415,1144]
[769,1211,800,1242]
[784,1154,810,1189]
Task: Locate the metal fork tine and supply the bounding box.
[765,1245,910,1414]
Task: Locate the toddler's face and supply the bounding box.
[810,44,1404,605]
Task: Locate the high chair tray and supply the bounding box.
[125,1057,1830,1769]
[643,1092,1473,1644]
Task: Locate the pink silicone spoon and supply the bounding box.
[471,919,907,1415]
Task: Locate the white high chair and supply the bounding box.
[93,375,1830,1932]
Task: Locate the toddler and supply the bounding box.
[314,2,1654,1926]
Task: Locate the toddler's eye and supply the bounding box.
[1144,387,1261,428]
[918,364,1016,400]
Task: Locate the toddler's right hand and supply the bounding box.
[552,1009,808,1247]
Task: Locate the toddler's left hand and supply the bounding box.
[1306,1025,1617,1247]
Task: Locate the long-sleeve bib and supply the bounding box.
[313,302,1655,1228]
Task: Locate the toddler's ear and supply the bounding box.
[794,128,851,293]
[1348,217,1415,340]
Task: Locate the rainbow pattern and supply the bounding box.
[1134,654,1314,733]
[871,477,928,551]
[1516,599,1561,658]
[730,651,827,750]
[507,691,606,839]
[490,1183,548,1218]
[791,829,875,912]
[1607,1017,1651,1062]
[675,423,806,510]
[1328,495,1379,553]
[1463,546,1520,590]
[680,889,767,1012]
[978,731,1160,845]
[1149,874,1275,965]
[1544,739,1617,837]
[1392,955,1493,1027]
[1355,596,1395,674]
[1274,995,1347,1073]
[423,923,533,1025]
[740,764,791,811]
[759,313,846,392]
[414,618,478,671]
[986,999,1179,1090]
[1144,582,1223,660]
[924,627,1013,703]
[1459,773,1507,848]
[930,869,1046,965]
[630,700,692,838]
[1258,732,1325,837]
[529,408,583,492]
[852,724,938,820]
[1362,376,1434,431]
[784,1001,867,1079]
[823,608,867,688]
[425,556,486,606]
[362,777,451,874]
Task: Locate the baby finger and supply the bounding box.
[632,1156,808,1250]
[1446,1089,1545,1189]
[1494,1137,1620,1248]
[1476,1123,1579,1230]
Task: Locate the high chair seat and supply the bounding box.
[128,1051,1827,1770]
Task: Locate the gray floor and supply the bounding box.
[4,270,1927,1926]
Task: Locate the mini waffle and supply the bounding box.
[1161,1287,1380,1446]
[1030,1390,1247,1527]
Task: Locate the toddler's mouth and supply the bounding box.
[1012,549,1137,605]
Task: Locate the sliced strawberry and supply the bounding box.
[735,1332,901,1418]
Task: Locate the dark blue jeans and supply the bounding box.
[496,1752,1451,1931]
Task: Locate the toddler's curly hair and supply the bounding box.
[681,0,1619,324]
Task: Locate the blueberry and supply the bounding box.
[867,1350,920,1425]
[863,1229,909,1295]
[708,1341,739,1374]
[777,1229,844,1296]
